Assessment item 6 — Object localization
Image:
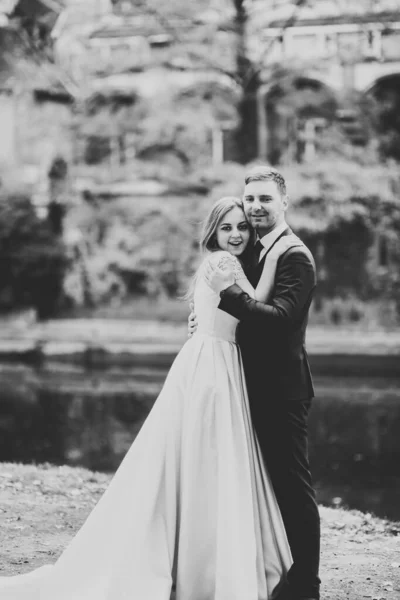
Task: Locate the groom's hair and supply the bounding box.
[245,165,287,196]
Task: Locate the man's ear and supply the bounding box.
[282,194,289,211]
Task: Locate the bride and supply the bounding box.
[0,196,298,600]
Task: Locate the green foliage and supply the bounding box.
[64,196,203,309]
[366,75,400,162]
[310,296,397,329]
[63,159,400,327]
[0,193,68,319]
[280,160,400,316]
[63,164,252,315]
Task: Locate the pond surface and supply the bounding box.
[0,363,399,520]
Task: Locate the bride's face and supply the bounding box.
[216,206,251,256]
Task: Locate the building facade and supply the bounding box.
[249,0,400,162]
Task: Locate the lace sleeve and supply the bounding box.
[215,253,246,282]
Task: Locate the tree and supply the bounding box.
[107,0,311,163]
[4,1,313,166]
[365,75,400,162]
[7,0,400,167]
[0,190,68,319]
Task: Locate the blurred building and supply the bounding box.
[50,0,239,188]
[49,0,400,171]
[249,0,400,162]
[0,0,74,217]
[1,0,400,193]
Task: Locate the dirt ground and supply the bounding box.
[0,463,399,600]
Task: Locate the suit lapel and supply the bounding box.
[266,226,293,256]
[253,226,293,284]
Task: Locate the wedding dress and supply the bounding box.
[0,251,292,600]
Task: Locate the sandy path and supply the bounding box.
[0,463,399,600]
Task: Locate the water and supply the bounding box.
[0,363,399,520]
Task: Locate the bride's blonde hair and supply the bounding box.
[184,196,252,301]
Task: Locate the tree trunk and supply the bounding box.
[232,0,260,163]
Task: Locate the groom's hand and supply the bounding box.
[204,261,235,294]
[188,302,198,338]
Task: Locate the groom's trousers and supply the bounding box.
[250,395,321,600]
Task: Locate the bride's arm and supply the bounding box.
[236,237,301,302]
[205,238,302,303]
[254,255,280,301]
[235,254,280,301]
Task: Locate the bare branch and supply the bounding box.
[34,0,63,13]
[10,25,81,99]
[125,1,241,83]
[242,0,310,90]
[121,1,310,91]
[6,0,312,107]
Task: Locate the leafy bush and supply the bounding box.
[280,160,400,310]
[62,159,400,326]
[64,195,203,309]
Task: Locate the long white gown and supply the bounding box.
[0,251,292,600]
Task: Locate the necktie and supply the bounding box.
[254,239,264,262]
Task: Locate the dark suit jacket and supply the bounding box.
[219,227,316,403]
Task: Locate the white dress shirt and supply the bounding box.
[257,221,288,262]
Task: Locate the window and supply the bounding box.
[84,136,112,165]
[337,30,363,60]
[83,134,132,167]
[381,29,400,61]
[288,34,318,58]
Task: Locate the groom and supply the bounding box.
[191,166,320,600]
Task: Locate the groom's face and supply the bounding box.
[243,180,288,237]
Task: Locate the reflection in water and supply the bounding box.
[0,364,399,520]
[0,364,165,471]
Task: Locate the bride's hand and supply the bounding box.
[188,303,198,338]
[267,235,303,262]
[204,260,235,294]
